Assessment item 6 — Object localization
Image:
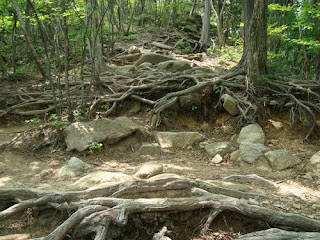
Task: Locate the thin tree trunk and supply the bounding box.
[0,54,8,79]
[11,0,47,80]
[200,0,211,49]
[12,15,17,74]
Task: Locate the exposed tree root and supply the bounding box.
[1,177,320,239]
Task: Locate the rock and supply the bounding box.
[230,150,240,161]
[64,117,141,151]
[221,94,239,115]
[149,173,183,180]
[236,124,266,144]
[264,149,301,171]
[134,53,174,67]
[128,45,141,54]
[268,119,283,130]
[205,142,234,157]
[248,198,259,205]
[59,157,90,178]
[139,143,161,155]
[239,141,269,164]
[152,41,173,50]
[252,156,273,172]
[305,150,320,176]
[71,171,133,190]
[134,161,163,179]
[211,154,223,164]
[154,132,205,148]
[157,60,191,72]
[126,102,141,116]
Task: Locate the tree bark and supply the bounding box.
[11,0,47,80]
[200,0,212,49]
[0,54,8,79]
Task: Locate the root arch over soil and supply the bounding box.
[1,176,320,239]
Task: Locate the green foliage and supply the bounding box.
[212,83,225,94]
[191,105,198,111]
[25,117,41,124]
[51,148,62,153]
[89,141,103,154]
[49,114,70,128]
[120,34,137,41]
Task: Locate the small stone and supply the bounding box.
[221,94,239,115]
[139,143,161,155]
[268,119,283,130]
[248,198,259,205]
[211,154,223,164]
[205,142,234,157]
[134,161,163,179]
[237,124,266,144]
[292,204,301,209]
[230,150,240,161]
[261,200,270,205]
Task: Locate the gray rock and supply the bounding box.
[64,117,141,151]
[230,150,240,162]
[59,157,90,178]
[71,171,133,190]
[248,198,259,205]
[139,143,161,155]
[134,53,174,67]
[126,102,141,116]
[134,161,163,179]
[237,124,266,144]
[211,154,223,164]
[205,142,234,157]
[264,149,301,171]
[157,60,191,72]
[154,132,205,148]
[268,119,283,130]
[252,156,273,172]
[305,150,320,175]
[149,173,183,180]
[239,141,269,164]
[128,45,141,54]
[221,94,239,115]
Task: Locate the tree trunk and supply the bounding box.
[11,0,47,80]
[211,0,226,48]
[199,0,211,49]
[246,0,268,86]
[235,0,268,86]
[0,54,8,79]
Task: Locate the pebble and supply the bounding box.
[248,198,259,205]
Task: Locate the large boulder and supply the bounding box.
[154,131,205,148]
[59,157,90,178]
[134,53,174,67]
[134,161,163,179]
[70,171,133,190]
[264,149,301,171]
[237,124,266,144]
[205,142,234,157]
[64,117,141,151]
[305,150,320,176]
[157,60,191,72]
[239,141,269,164]
[221,94,239,115]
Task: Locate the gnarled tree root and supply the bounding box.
[1,177,319,239]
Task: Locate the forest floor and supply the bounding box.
[0,33,320,239]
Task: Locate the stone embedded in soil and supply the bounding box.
[252,156,273,172]
[305,150,320,176]
[157,60,191,72]
[221,94,239,115]
[239,141,269,164]
[148,173,184,180]
[134,53,174,67]
[211,154,223,164]
[59,157,90,178]
[134,161,163,179]
[70,171,133,190]
[264,149,301,171]
[154,131,205,148]
[64,117,141,152]
[205,142,234,157]
[236,124,266,144]
[139,143,161,155]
